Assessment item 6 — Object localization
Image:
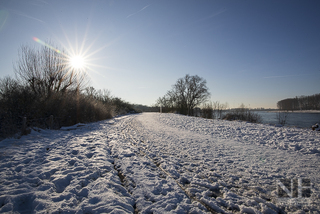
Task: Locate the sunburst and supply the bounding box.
[32,20,120,84]
[69,55,86,70]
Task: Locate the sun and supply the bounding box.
[69,55,86,70]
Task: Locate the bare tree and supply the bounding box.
[157,74,210,116]
[14,44,88,98]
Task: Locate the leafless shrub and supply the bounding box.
[223,104,262,123]
[276,111,288,126]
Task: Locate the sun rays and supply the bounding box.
[32,20,119,79]
[69,55,86,70]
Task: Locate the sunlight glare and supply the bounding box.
[69,55,86,70]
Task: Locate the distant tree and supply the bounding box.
[85,87,112,104]
[133,104,159,112]
[112,97,135,115]
[213,101,228,119]
[157,74,210,116]
[201,102,213,119]
[14,44,89,98]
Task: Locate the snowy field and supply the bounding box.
[0,113,319,213]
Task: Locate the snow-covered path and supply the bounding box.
[0,113,319,213]
[127,113,320,213]
[0,120,135,213]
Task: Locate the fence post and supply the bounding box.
[49,115,54,130]
[22,117,27,135]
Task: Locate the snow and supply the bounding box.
[0,113,319,213]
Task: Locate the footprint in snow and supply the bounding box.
[88,146,96,150]
[68,159,76,166]
[49,157,62,161]
[15,165,23,172]
[52,174,72,193]
[22,158,33,164]
[86,138,94,143]
[86,153,94,159]
[72,150,79,155]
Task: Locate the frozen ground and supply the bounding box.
[0,113,319,213]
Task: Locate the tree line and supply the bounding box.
[277,93,320,111]
[0,43,136,138]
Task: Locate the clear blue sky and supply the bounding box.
[1,0,320,108]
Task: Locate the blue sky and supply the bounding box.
[0,0,319,108]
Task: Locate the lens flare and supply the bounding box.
[0,10,9,32]
[33,37,61,53]
[32,33,113,76]
[33,37,88,71]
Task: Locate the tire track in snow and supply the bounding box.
[122,115,245,213]
[110,115,211,213]
[122,125,218,214]
[124,116,240,213]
